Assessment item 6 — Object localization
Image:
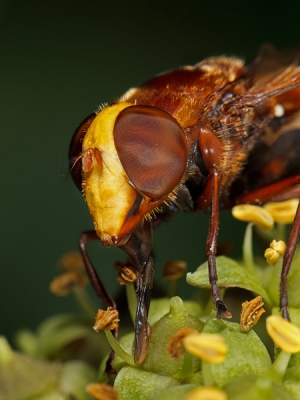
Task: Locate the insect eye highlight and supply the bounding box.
[113,105,188,200]
[69,113,97,191]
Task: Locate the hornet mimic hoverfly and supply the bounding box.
[69,44,300,364]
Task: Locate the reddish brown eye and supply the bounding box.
[69,113,96,191]
[113,105,188,199]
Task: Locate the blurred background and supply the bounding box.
[1,0,299,343]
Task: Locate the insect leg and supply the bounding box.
[235,174,300,205]
[206,167,232,319]
[280,201,300,320]
[79,230,116,309]
[79,230,117,373]
[121,220,153,364]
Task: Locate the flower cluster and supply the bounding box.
[2,199,300,400]
[88,198,300,400]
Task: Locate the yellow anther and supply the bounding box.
[183,333,227,364]
[266,315,300,353]
[240,296,265,332]
[232,204,274,230]
[49,271,88,296]
[263,199,299,224]
[115,261,137,285]
[163,259,187,281]
[264,240,286,266]
[93,308,119,331]
[58,251,84,271]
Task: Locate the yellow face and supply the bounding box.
[82,102,137,245]
[81,101,188,247]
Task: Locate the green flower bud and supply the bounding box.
[141,297,204,377]
[146,384,197,400]
[113,366,180,400]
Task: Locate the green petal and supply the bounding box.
[283,366,300,399]
[0,337,96,400]
[0,340,61,400]
[32,314,108,361]
[202,313,271,387]
[59,360,97,399]
[187,256,271,305]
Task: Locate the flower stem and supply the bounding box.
[267,350,291,383]
[104,330,136,367]
[275,223,286,241]
[243,223,255,273]
[168,279,179,298]
[73,288,97,319]
[173,351,193,379]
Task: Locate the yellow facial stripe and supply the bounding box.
[82,102,137,242]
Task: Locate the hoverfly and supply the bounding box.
[69,44,300,364]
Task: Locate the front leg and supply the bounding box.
[78,230,117,374]
[121,219,154,363]
[199,167,231,318]
[79,230,116,310]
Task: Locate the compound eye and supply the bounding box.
[113,105,188,200]
[69,113,96,191]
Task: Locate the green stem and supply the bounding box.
[243,223,255,273]
[104,330,136,367]
[173,351,193,379]
[168,279,178,298]
[126,284,137,323]
[202,363,215,386]
[275,223,286,242]
[73,288,97,319]
[267,350,291,383]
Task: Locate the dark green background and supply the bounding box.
[1,0,299,342]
